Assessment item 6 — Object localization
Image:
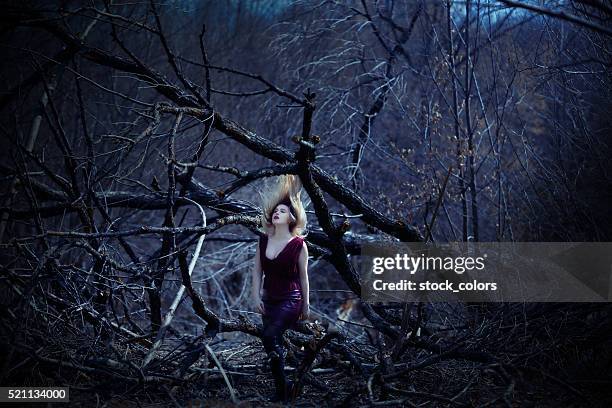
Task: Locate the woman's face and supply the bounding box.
[272,204,292,226]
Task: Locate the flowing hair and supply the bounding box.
[258,175,309,238]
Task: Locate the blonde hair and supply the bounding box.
[258,175,309,237]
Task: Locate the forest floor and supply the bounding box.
[4,335,612,408]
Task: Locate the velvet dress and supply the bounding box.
[259,234,304,356]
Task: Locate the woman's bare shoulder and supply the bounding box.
[296,236,307,252]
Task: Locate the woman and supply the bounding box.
[252,174,310,403]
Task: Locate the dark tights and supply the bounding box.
[261,297,302,400]
[261,297,302,355]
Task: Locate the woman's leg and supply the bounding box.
[262,298,301,356]
[262,309,289,401]
[261,298,302,402]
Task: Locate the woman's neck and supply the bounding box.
[271,227,293,240]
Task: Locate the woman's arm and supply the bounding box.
[298,241,310,320]
[253,239,264,314]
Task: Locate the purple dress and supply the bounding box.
[259,235,304,356]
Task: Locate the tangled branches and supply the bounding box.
[1,1,611,406]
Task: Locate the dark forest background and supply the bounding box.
[0,0,611,406]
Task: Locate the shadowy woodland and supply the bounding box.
[1,0,611,406]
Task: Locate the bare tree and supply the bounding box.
[0,1,611,405]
